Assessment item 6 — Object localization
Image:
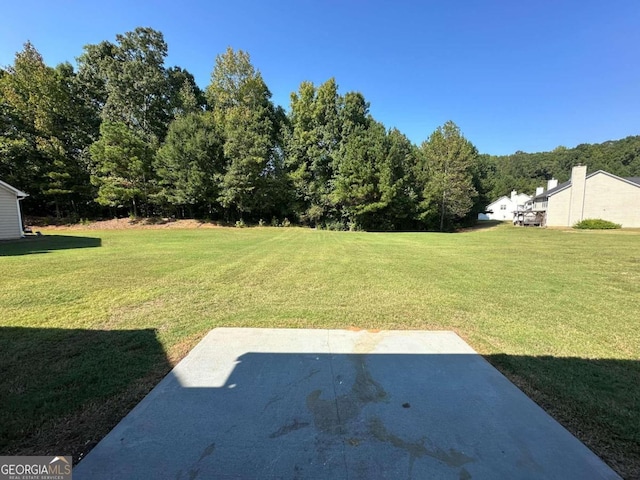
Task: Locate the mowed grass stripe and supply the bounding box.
[0,224,638,476]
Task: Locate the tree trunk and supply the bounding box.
[440,189,446,232]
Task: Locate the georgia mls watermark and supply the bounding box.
[0,456,71,480]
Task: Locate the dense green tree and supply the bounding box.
[77,27,189,214]
[418,121,478,231]
[0,43,94,217]
[380,128,420,229]
[100,27,170,140]
[154,112,224,216]
[285,80,317,219]
[89,121,154,216]
[206,47,287,220]
[332,124,419,231]
[285,78,343,225]
[332,121,387,229]
[167,67,206,118]
[285,80,338,223]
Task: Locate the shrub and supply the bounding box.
[324,220,346,231]
[258,219,266,227]
[573,219,621,230]
[235,219,246,228]
[281,218,291,228]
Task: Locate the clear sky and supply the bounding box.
[1,0,639,155]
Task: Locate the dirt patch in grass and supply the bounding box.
[27,217,228,231]
[456,220,506,232]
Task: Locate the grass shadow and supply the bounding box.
[0,327,170,462]
[487,353,639,478]
[0,235,101,256]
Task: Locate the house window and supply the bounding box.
[500,205,507,210]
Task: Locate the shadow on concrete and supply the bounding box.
[0,235,101,256]
[75,343,625,479]
[0,327,170,462]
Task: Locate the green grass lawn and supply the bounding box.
[1,224,639,477]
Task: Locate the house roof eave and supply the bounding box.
[0,179,28,198]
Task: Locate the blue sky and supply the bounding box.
[1,0,639,155]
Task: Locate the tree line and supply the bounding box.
[0,27,488,231]
[1,27,638,231]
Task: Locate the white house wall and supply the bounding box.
[546,188,571,226]
[486,197,513,220]
[0,186,21,240]
[485,193,532,221]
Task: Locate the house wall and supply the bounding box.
[0,186,21,240]
[546,173,640,227]
[486,197,513,220]
[582,174,640,227]
[546,189,571,226]
[485,193,532,221]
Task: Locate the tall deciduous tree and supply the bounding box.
[418,121,478,231]
[77,27,186,214]
[102,27,170,141]
[206,47,286,220]
[166,67,206,118]
[0,43,93,217]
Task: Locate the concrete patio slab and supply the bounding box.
[75,328,620,479]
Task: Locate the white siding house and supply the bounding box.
[533,166,640,228]
[481,190,532,221]
[0,180,28,240]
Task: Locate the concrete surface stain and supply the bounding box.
[269,418,311,438]
[353,332,384,354]
[302,368,321,380]
[459,467,472,479]
[283,368,321,391]
[262,394,284,412]
[188,467,199,480]
[515,440,543,472]
[368,416,474,479]
[306,355,387,434]
[198,442,216,462]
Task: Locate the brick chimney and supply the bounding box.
[568,165,587,225]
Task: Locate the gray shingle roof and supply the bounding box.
[626,177,640,186]
[533,180,570,200]
[533,173,640,200]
